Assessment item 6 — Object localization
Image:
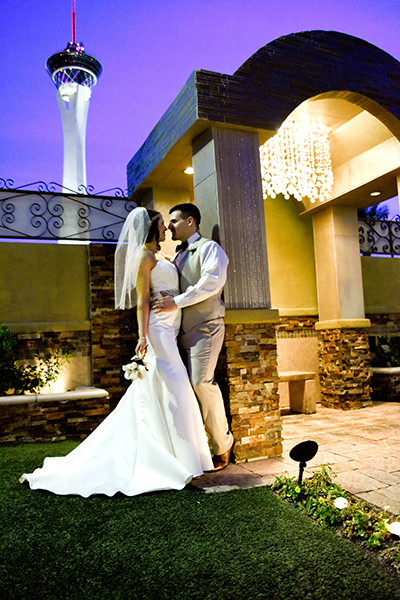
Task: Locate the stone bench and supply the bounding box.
[278,371,316,414]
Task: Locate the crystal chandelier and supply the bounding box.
[259,120,333,203]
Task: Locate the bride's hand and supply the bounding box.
[135,337,148,358]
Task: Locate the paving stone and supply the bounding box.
[203,485,240,493]
[260,475,278,486]
[191,403,400,508]
[376,483,400,503]
[329,460,366,473]
[366,456,400,473]
[357,468,400,485]
[335,471,388,494]
[308,451,346,465]
[241,458,288,476]
[357,490,400,515]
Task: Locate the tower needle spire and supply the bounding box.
[72,0,77,45]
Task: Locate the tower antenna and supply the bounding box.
[71,0,77,45]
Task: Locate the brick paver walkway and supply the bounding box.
[191,401,400,514]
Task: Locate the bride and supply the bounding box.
[20,207,213,497]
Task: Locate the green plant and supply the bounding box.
[0,325,19,394]
[372,336,400,367]
[272,465,345,527]
[0,324,69,395]
[341,501,391,547]
[272,465,394,548]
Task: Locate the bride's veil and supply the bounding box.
[114,207,151,310]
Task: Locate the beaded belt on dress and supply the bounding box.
[151,288,180,301]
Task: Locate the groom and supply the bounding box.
[153,203,234,471]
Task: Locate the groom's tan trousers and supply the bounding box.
[179,317,234,455]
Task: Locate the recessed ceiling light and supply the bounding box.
[184,167,194,175]
[369,191,381,197]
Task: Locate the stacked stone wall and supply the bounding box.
[13,330,90,363]
[225,322,282,462]
[0,395,110,443]
[318,328,372,409]
[276,316,318,334]
[90,244,137,409]
[0,330,96,443]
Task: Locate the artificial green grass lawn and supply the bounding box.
[1,441,400,600]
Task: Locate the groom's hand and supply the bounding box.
[153,291,178,312]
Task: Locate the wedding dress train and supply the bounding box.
[20,259,213,497]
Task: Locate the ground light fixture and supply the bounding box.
[289,440,318,484]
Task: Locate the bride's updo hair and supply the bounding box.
[146,209,162,251]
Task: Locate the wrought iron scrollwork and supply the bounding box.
[359,217,400,257]
[0,180,134,241]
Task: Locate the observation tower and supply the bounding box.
[46,1,102,192]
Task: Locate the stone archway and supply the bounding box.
[127,30,400,456]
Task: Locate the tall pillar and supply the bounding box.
[313,205,372,409]
[192,127,282,460]
[56,85,90,192]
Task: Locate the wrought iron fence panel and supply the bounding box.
[0,181,136,241]
[359,217,400,257]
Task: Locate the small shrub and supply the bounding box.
[272,466,395,549]
[0,324,69,395]
[272,465,344,527]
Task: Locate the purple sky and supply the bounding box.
[2,0,400,197]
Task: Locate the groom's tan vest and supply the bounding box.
[178,237,225,333]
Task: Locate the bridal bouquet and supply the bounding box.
[122,356,148,381]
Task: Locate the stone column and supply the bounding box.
[192,127,282,460]
[312,205,372,409]
[90,243,138,410]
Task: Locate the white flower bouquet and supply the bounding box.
[122,356,148,381]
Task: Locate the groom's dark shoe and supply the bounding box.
[211,440,234,472]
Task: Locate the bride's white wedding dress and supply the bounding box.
[20,259,213,497]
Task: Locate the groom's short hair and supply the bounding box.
[170,203,201,227]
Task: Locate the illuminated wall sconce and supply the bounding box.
[369,191,381,197]
[184,167,194,175]
[259,120,334,203]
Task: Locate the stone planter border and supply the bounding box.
[0,387,110,443]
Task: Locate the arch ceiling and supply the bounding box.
[286,93,400,213]
[127,31,400,210]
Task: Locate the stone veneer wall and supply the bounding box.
[13,330,90,362]
[90,244,138,409]
[317,328,372,410]
[0,330,99,443]
[0,396,110,443]
[225,322,282,462]
[276,316,318,334]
